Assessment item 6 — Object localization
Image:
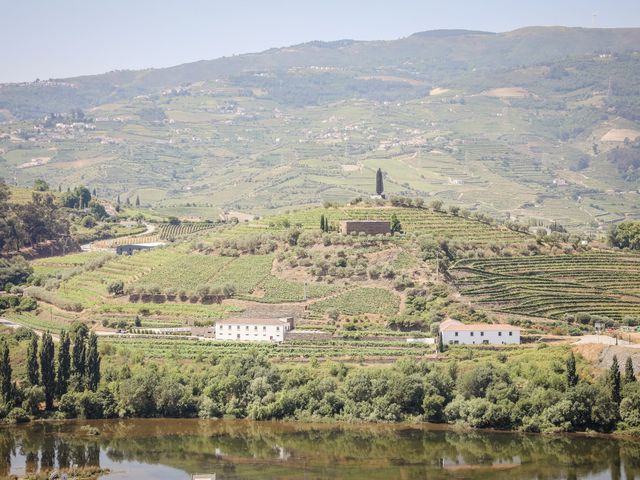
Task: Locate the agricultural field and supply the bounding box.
[215,205,529,245]
[31,251,110,278]
[101,336,434,361]
[158,222,218,240]
[451,251,640,320]
[308,288,401,316]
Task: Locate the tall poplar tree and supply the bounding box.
[86,333,101,392]
[609,355,621,404]
[566,351,578,387]
[57,330,71,396]
[376,168,384,195]
[27,336,39,386]
[40,332,56,410]
[72,331,87,388]
[624,357,636,384]
[0,340,11,403]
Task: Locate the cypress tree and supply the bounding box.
[40,332,56,410]
[624,357,636,384]
[437,333,445,354]
[609,355,621,404]
[135,195,140,206]
[320,214,325,232]
[376,168,384,195]
[57,330,71,396]
[27,336,39,386]
[566,351,578,387]
[86,333,101,392]
[117,194,120,205]
[0,340,11,403]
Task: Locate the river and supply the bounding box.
[2,419,639,479]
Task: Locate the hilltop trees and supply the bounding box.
[61,186,92,209]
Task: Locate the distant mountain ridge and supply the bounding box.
[1,26,640,119]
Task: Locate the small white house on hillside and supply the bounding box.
[216,318,294,342]
[440,319,520,345]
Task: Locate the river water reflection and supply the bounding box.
[1,419,639,479]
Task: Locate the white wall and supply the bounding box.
[441,329,520,345]
[216,322,289,342]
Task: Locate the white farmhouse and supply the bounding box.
[439,319,520,346]
[215,318,294,342]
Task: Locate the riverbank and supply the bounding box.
[3,418,640,479]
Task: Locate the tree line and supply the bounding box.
[2,328,639,435]
[0,325,100,421]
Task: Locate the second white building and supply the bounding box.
[439,319,520,345]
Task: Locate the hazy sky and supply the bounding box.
[1,0,639,83]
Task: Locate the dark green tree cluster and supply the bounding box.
[60,186,92,209]
[319,214,330,233]
[608,221,640,250]
[0,181,71,253]
[0,326,101,420]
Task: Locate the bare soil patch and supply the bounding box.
[482,87,530,98]
[600,128,640,142]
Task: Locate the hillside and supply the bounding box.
[1,27,640,234]
[3,203,639,362]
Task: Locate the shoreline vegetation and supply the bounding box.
[1,326,639,438]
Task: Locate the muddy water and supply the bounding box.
[2,418,639,479]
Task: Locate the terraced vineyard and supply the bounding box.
[256,206,528,244]
[158,222,218,239]
[308,287,401,316]
[451,251,640,320]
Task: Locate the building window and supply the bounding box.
[470,332,474,337]
[454,332,458,337]
[480,332,484,336]
[228,325,231,330]
[246,326,249,330]
[276,326,280,331]
[509,331,513,336]
[498,332,502,336]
